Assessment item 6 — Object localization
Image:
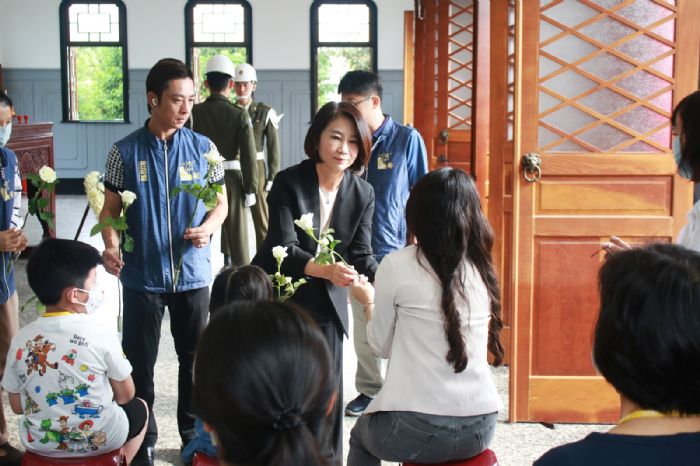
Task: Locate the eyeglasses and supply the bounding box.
[342,96,371,107]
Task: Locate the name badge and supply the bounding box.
[377,152,393,170]
[139,161,148,182]
[178,161,200,182]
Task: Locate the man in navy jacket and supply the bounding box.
[339,70,428,416]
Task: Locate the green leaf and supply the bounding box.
[314,251,333,265]
[123,234,135,253]
[90,222,109,236]
[113,216,127,230]
[171,186,181,197]
[37,197,50,209]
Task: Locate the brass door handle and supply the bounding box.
[521,153,542,182]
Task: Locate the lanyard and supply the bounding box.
[41,311,74,318]
[618,409,683,425]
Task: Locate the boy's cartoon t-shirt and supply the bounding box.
[1,313,131,457]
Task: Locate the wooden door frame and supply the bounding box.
[508,0,700,422]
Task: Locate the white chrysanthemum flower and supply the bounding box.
[294,213,314,234]
[204,150,224,166]
[38,166,57,183]
[84,171,105,219]
[272,245,288,261]
[120,190,137,207]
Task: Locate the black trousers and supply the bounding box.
[121,286,209,447]
[316,320,344,463]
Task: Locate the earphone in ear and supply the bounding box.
[151,97,158,106]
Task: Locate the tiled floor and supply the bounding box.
[3,195,609,465]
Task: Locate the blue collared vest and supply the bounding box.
[0,147,17,303]
[114,126,213,293]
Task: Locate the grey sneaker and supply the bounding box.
[345,393,373,416]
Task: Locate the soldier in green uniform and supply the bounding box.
[233,63,281,250]
[191,55,258,266]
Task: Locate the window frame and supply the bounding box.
[184,0,253,80]
[59,0,130,123]
[310,0,378,116]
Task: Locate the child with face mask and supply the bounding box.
[0,90,27,466]
[1,239,148,463]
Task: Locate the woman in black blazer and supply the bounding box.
[253,101,378,460]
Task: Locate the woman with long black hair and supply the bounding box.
[347,167,504,466]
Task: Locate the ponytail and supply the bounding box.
[193,301,334,466]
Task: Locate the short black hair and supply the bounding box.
[594,243,700,414]
[205,71,232,94]
[209,265,272,315]
[27,239,103,305]
[146,58,194,110]
[0,90,13,108]
[673,90,700,182]
[337,70,383,99]
[303,101,371,172]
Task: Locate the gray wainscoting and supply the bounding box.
[4,69,404,181]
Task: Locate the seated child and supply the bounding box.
[181,265,272,464]
[193,300,335,466]
[1,239,148,463]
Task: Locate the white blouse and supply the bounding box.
[366,245,502,417]
[678,199,700,251]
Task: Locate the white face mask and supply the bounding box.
[75,286,105,314]
[0,122,12,147]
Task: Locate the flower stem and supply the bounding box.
[173,185,204,289]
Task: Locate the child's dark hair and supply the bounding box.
[594,243,700,414]
[194,301,333,466]
[209,265,272,315]
[27,239,102,305]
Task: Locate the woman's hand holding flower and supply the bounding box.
[324,262,357,287]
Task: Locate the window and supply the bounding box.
[310,0,377,113]
[59,0,128,122]
[185,0,252,102]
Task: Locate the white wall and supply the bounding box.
[0,0,413,70]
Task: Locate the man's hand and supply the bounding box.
[102,248,124,277]
[0,228,25,253]
[184,225,214,249]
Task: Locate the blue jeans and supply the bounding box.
[347,411,497,466]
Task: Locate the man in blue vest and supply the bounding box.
[100,59,227,466]
[339,70,428,416]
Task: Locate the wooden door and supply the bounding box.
[413,0,490,200]
[510,0,700,423]
[489,1,516,364]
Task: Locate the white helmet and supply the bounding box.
[205,55,235,77]
[235,63,257,82]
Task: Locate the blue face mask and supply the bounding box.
[673,135,693,179]
[0,122,11,147]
